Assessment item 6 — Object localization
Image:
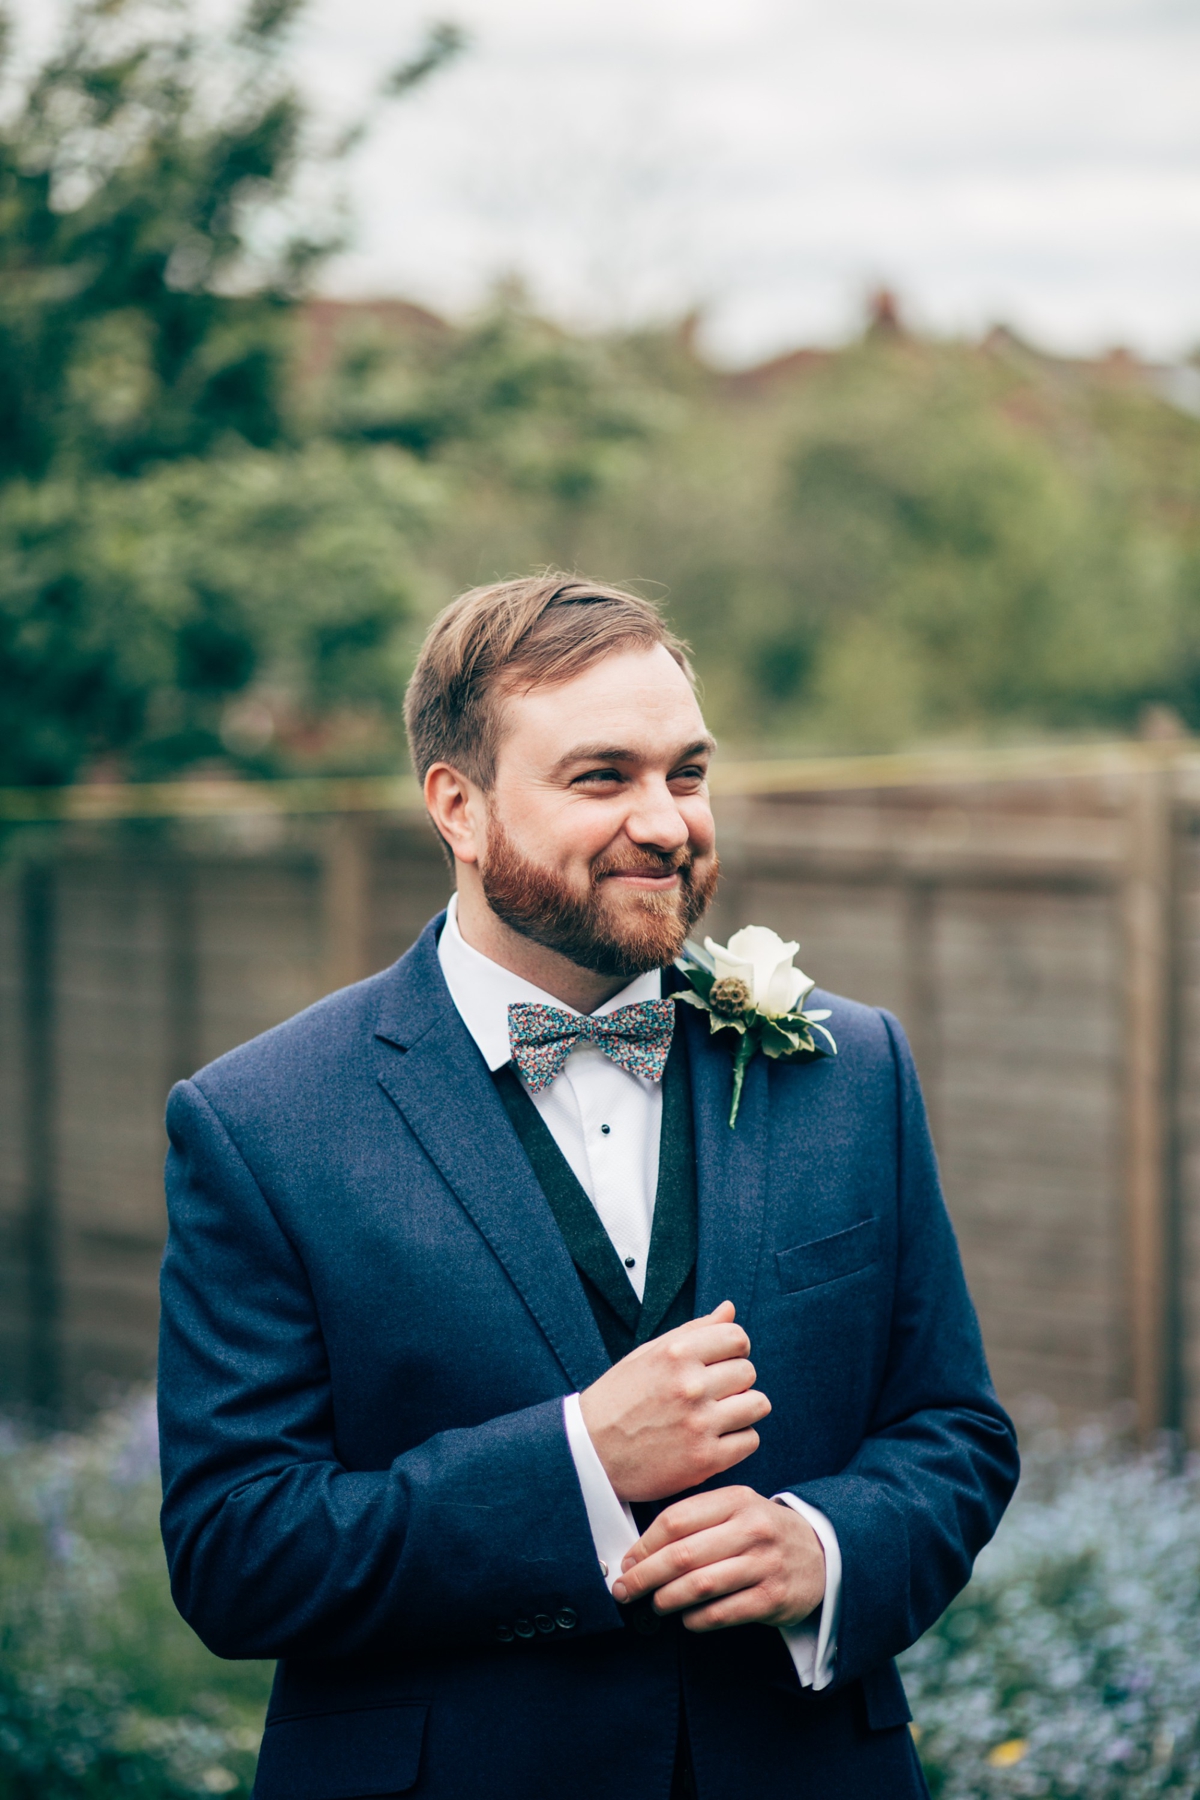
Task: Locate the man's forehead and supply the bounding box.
[493,642,710,771]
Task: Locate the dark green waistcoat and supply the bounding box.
[492,1029,697,1364]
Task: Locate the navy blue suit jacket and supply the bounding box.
[158,914,1018,1800]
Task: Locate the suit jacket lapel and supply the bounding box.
[373,921,611,1394]
[682,1002,771,1323]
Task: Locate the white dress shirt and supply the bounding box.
[437,893,841,1689]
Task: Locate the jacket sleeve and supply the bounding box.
[783,1012,1020,1688]
[157,1078,620,1662]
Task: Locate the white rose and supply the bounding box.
[703,925,815,1018]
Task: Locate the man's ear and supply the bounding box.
[424,763,485,866]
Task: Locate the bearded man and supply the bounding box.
[158,575,1018,1800]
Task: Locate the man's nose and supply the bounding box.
[624,782,692,852]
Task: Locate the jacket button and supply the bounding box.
[494,1623,514,1642]
[534,1614,555,1634]
[556,1608,578,1630]
[631,1608,661,1636]
[514,1618,535,1638]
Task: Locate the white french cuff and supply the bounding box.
[772,1492,841,1690]
[562,1396,841,1688]
[563,1392,638,1590]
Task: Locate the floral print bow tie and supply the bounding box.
[507,998,676,1092]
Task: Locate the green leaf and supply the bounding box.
[680,963,715,1002]
[760,1018,800,1056]
[728,1032,757,1127]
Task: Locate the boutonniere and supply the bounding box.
[675,926,836,1127]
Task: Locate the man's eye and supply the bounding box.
[575,768,623,786]
[670,766,707,785]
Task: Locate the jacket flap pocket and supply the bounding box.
[776,1219,878,1294]
[253,1702,428,1800]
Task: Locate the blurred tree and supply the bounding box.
[2,0,1199,788]
[0,0,461,785]
[0,0,463,478]
[770,345,1184,747]
[0,444,433,785]
[1,0,302,479]
[320,295,658,502]
[535,329,1200,752]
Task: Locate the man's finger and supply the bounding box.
[642,1553,762,1617]
[711,1389,771,1436]
[711,1426,761,1474]
[681,1585,781,1633]
[675,1301,738,1340]
[614,1519,758,1602]
[623,1488,751,1566]
[703,1357,758,1401]
[671,1322,752,1367]
[625,1303,741,1368]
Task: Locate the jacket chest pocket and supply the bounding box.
[776,1218,878,1294]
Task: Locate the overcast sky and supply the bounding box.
[15,0,1200,363]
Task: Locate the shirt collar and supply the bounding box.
[437,892,663,1073]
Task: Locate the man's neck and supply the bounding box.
[453,883,631,1014]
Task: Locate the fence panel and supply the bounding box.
[0,747,1193,1432]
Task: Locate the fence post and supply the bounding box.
[902,877,942,1145]
[323,815,374,993]
[1122,765,1182,1439]
[162,857,201,1089]
[20,861,62,1423]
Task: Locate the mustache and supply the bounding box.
[591,847,693,882]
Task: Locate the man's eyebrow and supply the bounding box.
[551,736,717,776]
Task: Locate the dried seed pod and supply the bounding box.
[709,975,752,1018]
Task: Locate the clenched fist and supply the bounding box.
[578,1301,771,1502]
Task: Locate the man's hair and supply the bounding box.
[404,572,694,788]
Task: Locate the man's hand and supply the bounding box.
[611,1486,825,1631]
[578,1302,770,1502]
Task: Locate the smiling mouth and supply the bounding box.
[600,866,684,887]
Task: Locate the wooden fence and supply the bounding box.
[0,743,1195,1438]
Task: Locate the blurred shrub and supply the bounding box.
[7,1398,1200,1797]
[0,1396,271,1799]
[0,442,434,785]
[902,1425,1200,1797]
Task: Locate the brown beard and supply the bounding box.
[479,814,720,979]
